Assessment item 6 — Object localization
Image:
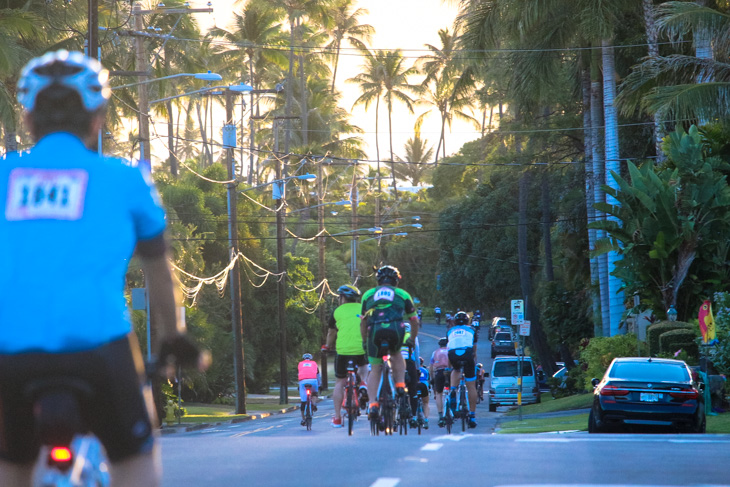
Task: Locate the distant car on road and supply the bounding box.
[491,332,515,358]
[489,317,511,340]
[588,357,706,434]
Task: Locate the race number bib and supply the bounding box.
[5,169,88,221]
[374,287,395,302]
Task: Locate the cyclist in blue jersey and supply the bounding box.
[0,51,201,486]
[417,357,431,428]
[447,311,478,428]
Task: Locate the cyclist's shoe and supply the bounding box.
[424,419,429,429]
[358,385,369,409]
[409,418,418,428]
[331,417,343,428]
[395,386,406,398]
[468,415,478,429]
[438,414,445,427]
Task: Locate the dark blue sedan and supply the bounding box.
[588,357,706,433]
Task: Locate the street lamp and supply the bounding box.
[111,71,222,91]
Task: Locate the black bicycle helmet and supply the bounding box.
[454,311,470,326]
[376,265,401,285]
[337,284,361,298]
[438,337,448,347]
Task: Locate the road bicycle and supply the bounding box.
[25,377,111,487]
[370,341,396,436]
[476,379,484,404]
[453,363,470,432]
[303,383,314,431]
[442,385,454,434]
[395,385,412,436]
[413,387,427,434]
[343,359,361,436]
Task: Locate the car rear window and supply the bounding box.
[608,361,690,382]
[493,360,533,377]
[495,332,511,341]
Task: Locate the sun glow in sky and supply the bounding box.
[190,0,479,165]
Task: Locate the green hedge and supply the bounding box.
[646,321,692,356]
[659,329,698,358]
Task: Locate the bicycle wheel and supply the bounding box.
[417,399,423,435]
[305,401,312,431]
[346,385,356,436]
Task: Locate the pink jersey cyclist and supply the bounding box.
[297,354,320,425]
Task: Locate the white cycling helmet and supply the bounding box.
[17,50,111,112]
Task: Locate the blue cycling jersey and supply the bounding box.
[0,133,166,353]
[419,366,430,384]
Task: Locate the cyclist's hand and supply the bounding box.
[158,333,209,371]
[320,344,330,353]
[404,337,414,348]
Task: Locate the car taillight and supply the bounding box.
[600,385,629,396]
[669,388,699,400]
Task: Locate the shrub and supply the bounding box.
[646,321,692,356]
[658,329,699,361]
[580,334,645,390]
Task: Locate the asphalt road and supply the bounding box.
[159,322,730,486]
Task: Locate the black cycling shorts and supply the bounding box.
[0,334,155,464]
[448,348,476,381]
[334,354,368,379]
[416,382,429,398]
[367,322,406,363]
[433,369,447,393]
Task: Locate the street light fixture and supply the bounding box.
[111,71,222,91]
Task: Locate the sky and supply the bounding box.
[189,0,480,166]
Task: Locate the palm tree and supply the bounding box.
[395,126,434,187]
[348,49,386,223]
[378,49,418,199]
[323,0,374,93]
[417,27,478,163]
[618,1,730,123]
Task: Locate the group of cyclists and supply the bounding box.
[299,265,486,432]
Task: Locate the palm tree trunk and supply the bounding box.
[434,113,445,164]
[284,16,296,154]
[167,101,178,178]
[541,169,554,282]
[642,0,664,161]
[331,41,341,93]
[602,38,625,336]
[387,102,398,200]
[591,48,609,337]
[196,100,210,168]
[375,94,381,228]
[582,64,601,335]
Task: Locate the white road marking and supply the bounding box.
[420,443,443,451]
[432,433,473,441]
[403,456,428,463]
[370,478,400,487]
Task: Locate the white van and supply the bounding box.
[488,356,541,412]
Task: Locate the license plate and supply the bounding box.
[506,389,518,393]
[640,392,660,402]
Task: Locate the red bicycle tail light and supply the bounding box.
[669,388,699,400]
[600,385,629,396]
[50,446,73,463]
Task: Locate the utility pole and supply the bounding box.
[131,2,212,165]
[248,90,255,185]
[88,0,99,61]
[350,170,359,282]
[133,3,151,164]
[275,149,288,405]
[317,158,327,391]
[225,90,246,414]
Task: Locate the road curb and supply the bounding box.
[159,397,329,434]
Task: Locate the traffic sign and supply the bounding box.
[519,320,531,337]
[511,299,524,325]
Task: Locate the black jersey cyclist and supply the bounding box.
[0,51,201,486]
[360,265,419,420]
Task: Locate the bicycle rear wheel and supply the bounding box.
[346,384,356,436]
[305,401,312,431]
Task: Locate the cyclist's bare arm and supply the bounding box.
[325,328,337,349]
[137,240,180,345]
[409,316,419,339]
